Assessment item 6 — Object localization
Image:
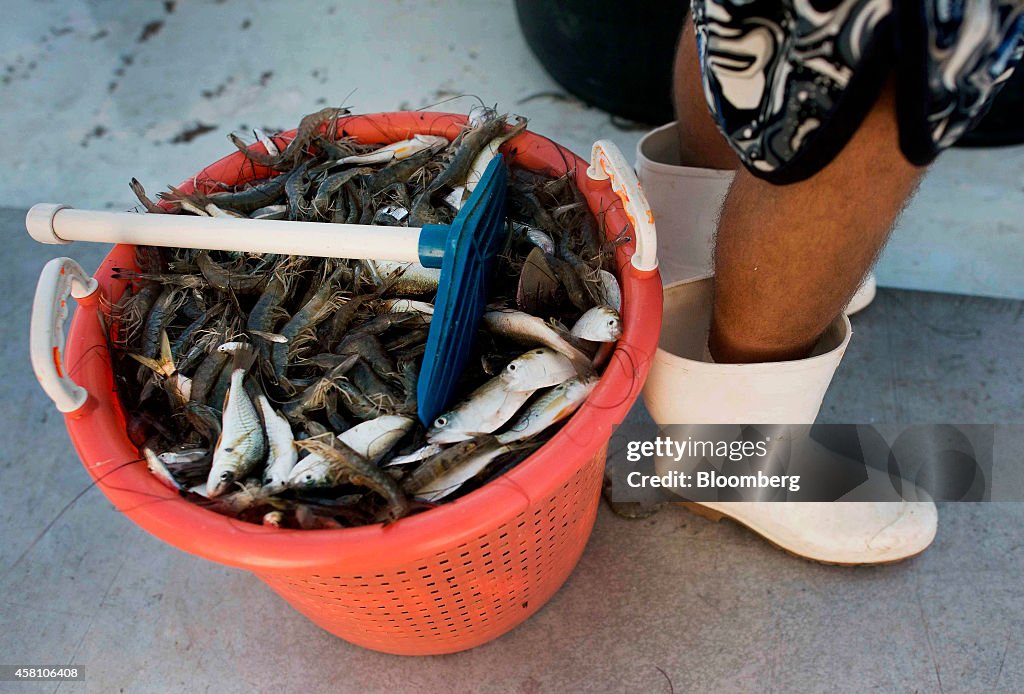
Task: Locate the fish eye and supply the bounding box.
[434,416,448,428]
[220,471,231,481]
[534,349,544,354]
[608,319,617,326]
[506,363,517,371]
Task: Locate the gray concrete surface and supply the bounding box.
[2,0,1024,300]
[2,204,1022,693]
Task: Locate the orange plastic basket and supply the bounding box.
[59,112,662,655]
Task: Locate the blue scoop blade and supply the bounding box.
[416,155,508,426]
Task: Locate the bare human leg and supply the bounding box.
[673,18,926,363]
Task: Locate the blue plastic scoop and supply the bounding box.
[26,156,510,426]
[415,155,508,425]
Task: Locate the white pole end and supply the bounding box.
[26,204,72,245]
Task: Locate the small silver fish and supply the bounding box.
[207,346,266,497]
[258,395,297,494]
[157,448,208,466]
[402,436,498,497]
[374,261,441,294]
[379,204,409,222]
[339,134,447,165]
[427,376,537,444]
[286,450,330,488]
[382,298,435,315]
[144,447,184,491]
[386,443,445,467]
[570,306,622,342]
[287,416,414,488]
[340,415,414,463]
[413,442,511,502]
[500,348,576,392]
[597,269,621,312]
[513,222,556,256]
[468,105,498,126]
[205,203,244,218]
[250,204,287,220]
[482,309,593,374]
[465,124,519,193]
[217,341,252,354]
[250,329,288,344]
[177,199,210,216]
[497,376,598,444]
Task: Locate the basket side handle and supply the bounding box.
[30,257,100,414]
[586,140,658,274]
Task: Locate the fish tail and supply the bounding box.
[229,343,258,374]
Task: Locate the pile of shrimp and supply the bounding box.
[109,107,625,529]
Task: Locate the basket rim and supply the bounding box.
[63,111,662,573]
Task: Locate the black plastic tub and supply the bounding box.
[515,0,686,124]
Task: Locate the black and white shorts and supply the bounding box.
[692,0,1024,183]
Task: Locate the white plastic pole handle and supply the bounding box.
[30,257,100,414]
[25,203,423,262]
[586,140,659,273]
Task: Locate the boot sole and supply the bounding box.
[677,502,927,567]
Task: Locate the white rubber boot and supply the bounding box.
[636,122,734,285]
[643,278,937,564]
[637,151,936,562]
[644,277,853,425]
[636,121,877,312]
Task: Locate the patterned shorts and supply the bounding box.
[692,0,1024,183]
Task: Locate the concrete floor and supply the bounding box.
[3,205,1023,692]
[3,0,1024,691]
